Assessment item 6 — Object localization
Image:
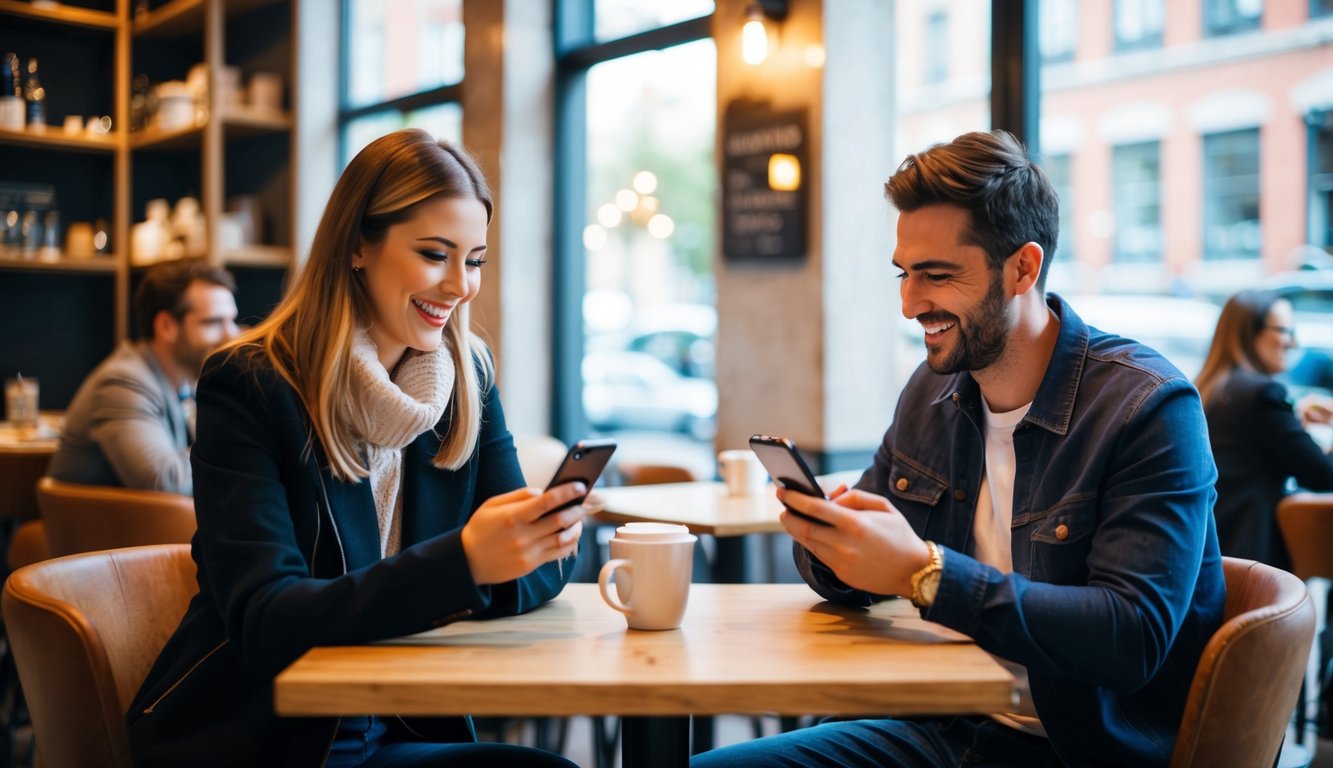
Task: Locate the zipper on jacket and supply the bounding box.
[316,471,348,575]
[142,639,228,714]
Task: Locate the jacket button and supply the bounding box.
[1055,524,1070,541]
[895,477,909,492]
[953,489,966,501]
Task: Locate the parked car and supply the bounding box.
[582,350,717,441]
[623,304,717,380]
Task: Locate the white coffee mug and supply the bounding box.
[718,449,768,497]
[598,523,696,630]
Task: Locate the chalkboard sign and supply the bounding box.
[722,101,807,261]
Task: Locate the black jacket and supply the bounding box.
[126,345,571,767]
[1206,370,1333,570]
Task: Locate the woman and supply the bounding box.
[127,130,582,768]
[1195,289,1333,570]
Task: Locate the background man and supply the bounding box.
[48,260,239,494]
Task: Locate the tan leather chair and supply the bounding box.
[36,477,195,557]
[2,544,197,768]
[1277,491,1333,744]
[615,461,697,486]
[1169,556,1314,768]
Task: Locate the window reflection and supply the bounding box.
[346,0,464,108]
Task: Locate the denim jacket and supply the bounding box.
[796,294,1224,767]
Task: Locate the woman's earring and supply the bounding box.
[352,265,363,272]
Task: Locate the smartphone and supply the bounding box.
[748,434,833,526]
[543,438,617,514]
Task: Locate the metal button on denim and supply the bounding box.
[1055,524,1070,541]
[895,477,909,491]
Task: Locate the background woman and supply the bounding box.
[1195,288,1333,570]
[127,129,582,768]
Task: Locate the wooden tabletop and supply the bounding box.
[0,413,61,453]
[592,471,863,537]
[274,583,1015,719]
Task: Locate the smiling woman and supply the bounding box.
[124,130,584,768]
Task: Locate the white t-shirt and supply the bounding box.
[972,398,1046,737]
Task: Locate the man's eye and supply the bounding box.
[925,273,951,282]
[894,271,908,280]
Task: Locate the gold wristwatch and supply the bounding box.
[910,541,944,609]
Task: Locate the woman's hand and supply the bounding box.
[461,484,587,585]
[1297,394,1333,427]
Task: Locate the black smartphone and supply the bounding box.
[748,434,833,526]
[543,438,617,514]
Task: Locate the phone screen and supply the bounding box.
[748,435,832,526]
[543,438,617,514]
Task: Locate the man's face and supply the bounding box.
[168,281,239,374]
[893,205,1012,375]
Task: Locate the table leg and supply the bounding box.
[622,716,690,768]
[712,537,749,583]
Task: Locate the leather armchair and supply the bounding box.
[35,477,195,557]
[1169,556,1314,768]
[1,544,196,768]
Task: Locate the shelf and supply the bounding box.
[0,255,117,274]
[222,244,290,268]
[221,108,291,135]
[130,122,203,151]
[0,0,118,31]
[0,126,119,154]
[131,0,203,38]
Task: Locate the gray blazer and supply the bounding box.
[47,341,193,494]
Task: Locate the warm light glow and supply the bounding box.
[597,203,622,228]
[615,188,639,212]
[632,171,658,195]
[768,153,801,191]
[647,213,675,239]
[741,13,768,65]
[583,224,607,251]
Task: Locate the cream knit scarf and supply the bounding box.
[347,327,454,557]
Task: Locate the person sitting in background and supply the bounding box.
[47,260,239,494]
[126,129,582,768]
[1194,289,1333,571]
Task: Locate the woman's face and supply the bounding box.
[1255,299,1296,375]
[353,196,488,370]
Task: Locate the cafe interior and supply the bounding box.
[1,0,1332,766]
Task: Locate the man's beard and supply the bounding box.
[921,272,1009,375]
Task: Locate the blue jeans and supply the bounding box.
[690,717,1062,768]
[326,717,578,768]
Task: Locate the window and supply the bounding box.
[1316,0,1333,19]
[1043,153,1074,262]
[924,11,949,84]
[1202,129,1261,260]
[556,3,716,464]
[1114,0,1164,51]
[1040,0,1077,63]
[340,0,464,165]
[1203,0,1262,37]
[1313,111,1333,252]
[1112,142,1162,263]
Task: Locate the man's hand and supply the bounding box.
[461,484,586,585]
[779,487,931,597]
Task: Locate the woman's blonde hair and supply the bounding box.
[223,129,495,480]
[1194,289,1282,406]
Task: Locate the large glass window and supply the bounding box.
[1112,141,1162,263]
[924,11,949,84]
[1203,0,1263,37]
[1040,0,1077,62]
[1114,0,1164,51]
[1043,153,1074,262]
[1202,129,1261,260]
[341,0,464,165]
[1312,111,1333,253]
[593,0,713,41]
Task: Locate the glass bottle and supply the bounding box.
[0,53,22,131]
[24,58,45,131]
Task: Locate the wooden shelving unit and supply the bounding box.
[0,0,297,407]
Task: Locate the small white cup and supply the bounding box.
[598,523,696,631]
[718,449,768,497]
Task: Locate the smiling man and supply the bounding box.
[49,260,239,495]
[694,131,1225,768]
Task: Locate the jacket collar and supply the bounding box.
[927,293,1088,437]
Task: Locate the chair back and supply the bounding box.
[0,446,53,523]
[615,461,697,486]
[513,434,567,488]
[1170,557,1314,768]
[2,544,197,768]
[36,476,195,557]
[1277,491,1333,581]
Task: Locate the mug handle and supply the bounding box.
[598,558,634,616]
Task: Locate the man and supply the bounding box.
[695,131,1224,767]
[48,260,239,495]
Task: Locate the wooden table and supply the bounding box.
[593,470,862,581]
[275,583,1015,768]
